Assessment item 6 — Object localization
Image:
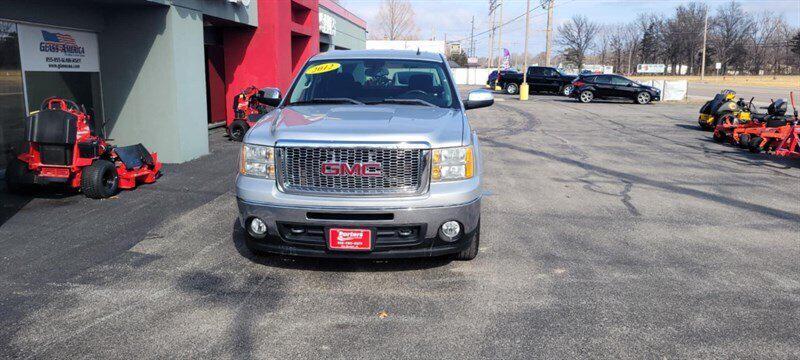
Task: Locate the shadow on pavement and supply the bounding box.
[230,221,453,272]
[674,124,705,131]
[0,184,77,227]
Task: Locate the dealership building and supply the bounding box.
[0,0,366,170]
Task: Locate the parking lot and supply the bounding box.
[2,90,799,358]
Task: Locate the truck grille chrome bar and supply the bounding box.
[277,147,429,196]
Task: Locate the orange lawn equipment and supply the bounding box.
[5,97,162,199]
[227,86,279,142]
[746,92,799,157]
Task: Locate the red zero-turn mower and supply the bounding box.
[227,86,280,142]
[5,97,162,199]
[748,93,799,157]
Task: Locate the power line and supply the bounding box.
[450,0,578,44]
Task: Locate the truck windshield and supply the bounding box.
[286,59,456,108]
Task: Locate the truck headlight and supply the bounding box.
[240,144,275,178]
[431,146,474,182]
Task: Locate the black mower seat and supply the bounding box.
[765,116,790,128]
[26,109,77,144]
[115,144,154,170]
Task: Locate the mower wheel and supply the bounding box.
[229,120,250,142]
[749,137,763,153]
[81,160,119,199]
[712,130,726,143]
[635,92,651,105]
[738,134,751,148]
[579,90,594,103]
[5,158,31,194]
[505,83,519,95]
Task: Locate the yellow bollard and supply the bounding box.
[519,83,529,101]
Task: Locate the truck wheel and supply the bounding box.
[561,84,574,96]
[505,83,518,95]
[453,221,480,261]
[635,92,651,105]
[5,158,31,194]
[81,160,119,199]
[578,90,594,103]
[228,120,250,142]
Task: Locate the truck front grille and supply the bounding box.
[277,147,429,195]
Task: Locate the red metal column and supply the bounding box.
[222,0,319,125]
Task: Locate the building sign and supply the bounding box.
[319,12,336,36]
[17,24,99,72]
[636,64,666,74]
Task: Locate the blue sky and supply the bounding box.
[340,0,800,57]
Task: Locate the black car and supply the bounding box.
[570,74,661,104]
[486,69,519,88]
[499,66,577,95]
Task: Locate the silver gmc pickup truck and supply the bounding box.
[235,50,494,260]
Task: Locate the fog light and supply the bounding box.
[249,217,267,237]
[439,221,461,242]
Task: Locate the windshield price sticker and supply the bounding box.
[305,62,341,75]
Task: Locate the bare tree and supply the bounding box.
[710,0,754,74]
[556,15,600,70]
[373,0,418,40]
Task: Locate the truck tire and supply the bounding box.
[578,90,594,103]
[505,83,519,95]
[81,160,119,199]
[5,158,31,194]
[561,84,574,96]
[453,221,480,261]
[228,120,250,142]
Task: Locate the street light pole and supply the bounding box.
[520,0,531,100]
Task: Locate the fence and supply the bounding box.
[452,68,492,86]
[637,80,688,101]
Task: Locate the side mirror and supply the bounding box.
[463,89,494,110]
[256,87,282,107]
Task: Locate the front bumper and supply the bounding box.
[236,197,480,259]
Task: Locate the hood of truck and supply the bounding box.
[245,104,466,148]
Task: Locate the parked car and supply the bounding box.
[497,66,577,96]
[570,74,661,104]
[486,69,519,88]
[236,50,493,260]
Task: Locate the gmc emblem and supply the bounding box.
[321,162,382,177]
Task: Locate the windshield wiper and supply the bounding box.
[368,98,437,107]
[290,98,364,105]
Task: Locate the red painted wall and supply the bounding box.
[223,0,319,124]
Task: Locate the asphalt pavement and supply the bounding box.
[1,92,799,359]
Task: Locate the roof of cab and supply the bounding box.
[310,50,445,62]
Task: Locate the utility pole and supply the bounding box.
[470,16,475,57]
[488,0,497,68]
[494,0,504,90]
[700,6,708,81]
[544,0,554,67]
[520,0,531,100]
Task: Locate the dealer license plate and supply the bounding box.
[328,228,372,251]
